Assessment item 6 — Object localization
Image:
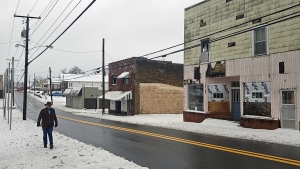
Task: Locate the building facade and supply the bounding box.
[0,75,3,98]
[103,57,183,115]
[184,0,300,130]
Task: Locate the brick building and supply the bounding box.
[184,0,300,130]
[101,57,183,115]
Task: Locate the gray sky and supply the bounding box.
[0,0,202,82]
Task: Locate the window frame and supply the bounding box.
[123,78,130,84]
[251,92,264,99]
[213,92,224,99]
[252,25,269,56]
[112,75,117,85]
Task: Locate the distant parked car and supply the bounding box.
[50,91,64,97]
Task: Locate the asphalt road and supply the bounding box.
[14,93,300,169]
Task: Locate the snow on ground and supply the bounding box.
[0,99,147,169]
[29,93,300,147]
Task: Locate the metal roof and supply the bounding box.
[117,72,130,79]
[98,91,132,101]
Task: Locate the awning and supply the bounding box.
[99,91,132,101]
[63,88,72,95]
[69,87,82,96]
[117,72,130,79]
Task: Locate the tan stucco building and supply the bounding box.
[184,0,300,130]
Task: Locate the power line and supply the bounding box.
[6,0,22,59]
[29,0,96,64]
[149,12,300,60]
[51,48,101,53]
[29,0,83,60]
[30,0,54,29]
[28,0,74,59]
[28,0,39,15]
[140,3,300,58]
[29,0,59,38]
[0,41,20,44]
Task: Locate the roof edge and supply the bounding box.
[185,0,210,11]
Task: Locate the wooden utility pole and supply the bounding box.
[102,38,105,115]
[14,14,40,120]
[49,67,53,105]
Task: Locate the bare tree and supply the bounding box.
[61,68,68,74]
[68,66,85,74]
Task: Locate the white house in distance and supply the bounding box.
[63,74,109,90]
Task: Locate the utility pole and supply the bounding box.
[33,73,35,98]
[14,14,41,120]
[102,38,105,115]
[10,57,14,130]
[3,70,7,119]
[49,67,53,105]
[7,63,10,124]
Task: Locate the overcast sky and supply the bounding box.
[0,0,202,82]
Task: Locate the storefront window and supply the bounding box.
[188,84,204,111]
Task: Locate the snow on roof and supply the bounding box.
[65,75,108,83]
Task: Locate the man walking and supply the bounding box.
[37,101,58,149]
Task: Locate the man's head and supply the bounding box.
[45,101,52,108]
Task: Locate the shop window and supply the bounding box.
[123,78,130,84]
[213,93,223,99]
[112,75,117,85]
[252,92,263,98]
[253,27,268,56]
[188,84,204,111]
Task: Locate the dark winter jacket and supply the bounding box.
[37,108,58,128]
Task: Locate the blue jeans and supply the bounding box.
[42,127,53,145]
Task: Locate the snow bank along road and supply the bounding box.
[14,93,300,169]
[0,100,146,169]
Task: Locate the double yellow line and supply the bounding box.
[26,99,300,167]
[57,115,300,167]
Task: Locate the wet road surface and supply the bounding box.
[14,93,300,169]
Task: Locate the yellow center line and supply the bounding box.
[56,115,300,167]
[26,99,300,167]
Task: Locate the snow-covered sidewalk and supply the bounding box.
[29,93,300,147]
[0,99,147,169]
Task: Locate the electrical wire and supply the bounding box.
[149,12,300,60]
[30,0,54,29]
[29,0,59,38]
[140,3,300,58]
[6,0,22,59]
[28,0,83,60]
[28,0,39,15]
[0,41,20,44]
[51,48,101,53]
[28,0,74,60]
[29,0,96,64]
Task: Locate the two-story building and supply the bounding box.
[100,57,184,115]
[184,0,300,130]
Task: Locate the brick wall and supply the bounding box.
[135,58,183,115]
[139,83,184,114]
[184,0,300,65]
[109,57,184,115]
[109,58,136,115]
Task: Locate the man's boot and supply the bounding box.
[50,144,53,149]
[44,145,47,148]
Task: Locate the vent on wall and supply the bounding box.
[228,42,236,47]
[226,0,233,2]
[236,14,244,20]
[252,18,262,24]
[200,19,206,27]
[279,62,285,74]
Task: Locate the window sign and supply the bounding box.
[188,84,204,111]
